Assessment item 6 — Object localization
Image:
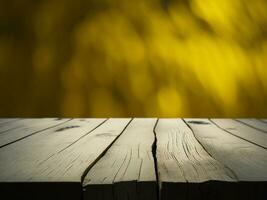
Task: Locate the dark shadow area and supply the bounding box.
[0,182,82,200]
[187,121,211,125]
[161,181,267,200]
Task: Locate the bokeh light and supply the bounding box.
[0,0,267,117]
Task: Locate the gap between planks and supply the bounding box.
[1,118,267,200]
[82,118,158,200]
[83,118,267,200]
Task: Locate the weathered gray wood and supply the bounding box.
[211,119,267,149]
[156,119,236,200]
[83,118,157,200]
[1,118,267,200]
[0,118,70,147]
[184,118,267,200]
[0,118,111,200]
[235,119,267,133]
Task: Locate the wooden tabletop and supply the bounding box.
[0,118,266,200]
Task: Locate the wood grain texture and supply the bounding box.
[83,118,157,200]
[155,119,236,200]
[184,118,267,200]
[236,119,267,133]
[211,119,267,149]
[0,118,266,200]
[0,118,70,147]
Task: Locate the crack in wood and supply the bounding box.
[152,118,160,200]
[1,118,267,200]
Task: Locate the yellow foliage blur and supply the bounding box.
[0,0,267,117]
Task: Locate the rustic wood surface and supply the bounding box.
[0,118,266,200]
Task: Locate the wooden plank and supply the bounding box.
[211,119,267,149]
[0,118,110,200]
[235,119,267,133]
[184,118,267,200]
[1,118,267,200]
[83,118,157,200]
[0,118,71,147]
[155,119,236,200]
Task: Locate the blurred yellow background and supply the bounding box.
[0,0,267,117]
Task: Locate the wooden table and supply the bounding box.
[0,118,267,200]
